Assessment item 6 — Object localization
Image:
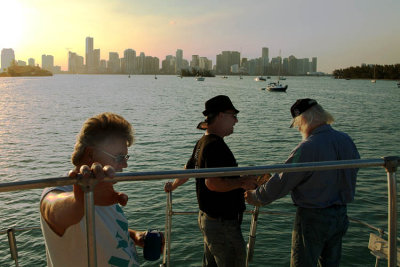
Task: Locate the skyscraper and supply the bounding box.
[124,49,136,74]
[85,36,94,70]
[28,58,35,67]
[1,48,15,71]
[262,47,269,75]
[42,55,54,71]
[175,49,183,74]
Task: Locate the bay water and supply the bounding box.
[0,74,399,266]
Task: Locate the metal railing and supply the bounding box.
[0,157,398,267]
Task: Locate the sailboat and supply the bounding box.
[371,65,376,83]
[267,50,288,92]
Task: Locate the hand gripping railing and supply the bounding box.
[0,157,398,267]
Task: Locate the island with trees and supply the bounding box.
[0,61,53,77]
[333,64,400,80]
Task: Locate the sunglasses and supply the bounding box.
[99,149,130,164]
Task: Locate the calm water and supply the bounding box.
[0,75,399,266]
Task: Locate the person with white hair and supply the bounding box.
[245,98,360,267]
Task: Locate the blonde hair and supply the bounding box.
[292,104,334,136]
[71,112,134,166]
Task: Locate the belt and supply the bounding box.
[200,210,243,223]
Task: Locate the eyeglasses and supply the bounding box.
[99,149,130,164]
[223,112,238,119]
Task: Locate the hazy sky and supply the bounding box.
[1,0,399,73]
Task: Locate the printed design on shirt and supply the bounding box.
[106,205,140,267]
[108,256,130,267]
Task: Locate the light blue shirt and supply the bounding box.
[253,124,360,208]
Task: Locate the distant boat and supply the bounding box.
[254,76,266,81]
[239,75,243,79]
[154,74,157,79]
[267,81,288,92]
[279,76,286,80]
[128,74,131,78]
[221,76,228,79]
[397,81,400,88]
[267,50,288,92]
[195,76,205,81]
[371,65,376,83]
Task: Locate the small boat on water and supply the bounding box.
[254,76,266,81]
[267,81,288,92]
[371,65,376,83]
[279,76,286,80]
[397,81,400,88]
[195,76,205,81]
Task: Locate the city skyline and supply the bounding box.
[1,0,399,73]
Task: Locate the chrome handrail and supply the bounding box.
[0,157,398,267]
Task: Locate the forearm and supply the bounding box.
[40,191,84,236]
[172,178,188,190]
[129,229,145,248]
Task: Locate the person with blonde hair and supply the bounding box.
[245,98,360,267]
[40,112,150,267]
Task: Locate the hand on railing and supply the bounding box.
[256,173,272,186]
[71,163,128,207]
[164,178,189,192]
[244,190,262,207]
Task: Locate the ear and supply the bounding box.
[82,146,94,164]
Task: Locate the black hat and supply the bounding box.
[289,98,318,127]
[197,95,239,130]
[202,95,239,116]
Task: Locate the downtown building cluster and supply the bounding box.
[1,48,62,73]
[1,37,318,75]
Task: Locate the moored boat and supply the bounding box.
[267,81,288,92]
[254,76,266,81]
[195,76,205,81]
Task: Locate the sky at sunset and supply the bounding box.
[1,0,399,73]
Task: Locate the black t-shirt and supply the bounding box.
[186,134,245,219]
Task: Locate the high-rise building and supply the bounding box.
[85,36,94,70]
[262,47,269,75]
[262,47,269,59]
[42,54,54,71]
[175,49,183,74]
[216,51,240,74]
[190,55,199,69]
[124,49,136,74]
[68,52,84,73]
[137,52,145,74]
[1,48,15,71]
[311,57,317,72]
[108,52,120,73]
[28,58,35,67]
[93,49,100,69]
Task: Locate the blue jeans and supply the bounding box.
[291,205,349,267]
[198,210,246,267]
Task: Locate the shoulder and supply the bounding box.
[41,185,73,201]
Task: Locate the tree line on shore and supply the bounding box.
[0,60,52,77]
[333,64,400,80]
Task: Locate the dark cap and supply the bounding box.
[289,98,318,127]
[202,95,239,116]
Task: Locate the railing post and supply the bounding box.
[383,156,398,267]
[246,206,260,267]
[7,228,19,267]
[79,175,98,267]
[162,191,172,267]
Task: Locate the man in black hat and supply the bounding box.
[165,95,258,267]
[245,98,360,267]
